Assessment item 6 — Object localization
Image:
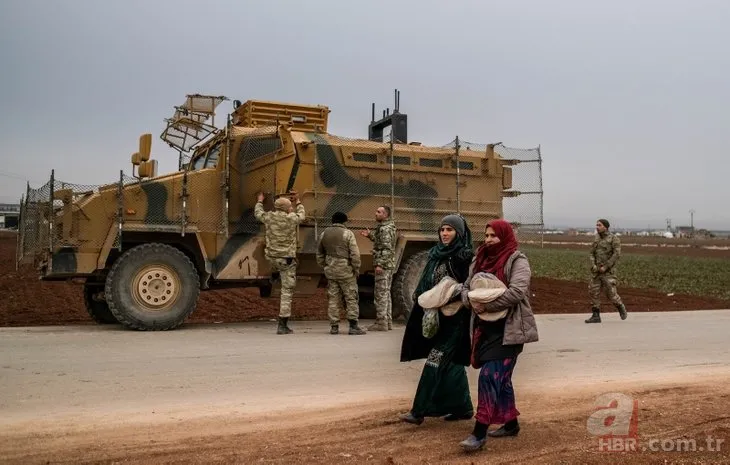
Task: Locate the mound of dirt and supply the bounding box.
[2,231,728,327]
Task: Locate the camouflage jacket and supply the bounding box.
[590,232,621,272]
[316,223,361,280]
[367,219,397,270]
[254,201,306,259]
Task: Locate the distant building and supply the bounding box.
[675,226,694,238]
[0,203,20,230]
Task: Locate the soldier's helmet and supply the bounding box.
[274,197,292,211]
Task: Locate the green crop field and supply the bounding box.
[521,246,730,301]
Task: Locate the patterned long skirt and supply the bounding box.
[410,347,473,418]
[475,357,520,425]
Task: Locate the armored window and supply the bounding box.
[353,152,378,163]
[419,158,443,168]
[192,154,207,170]
[386,155,411,165]
[205,145,220,168]
[450,160,475,170]
[238,135,283,167]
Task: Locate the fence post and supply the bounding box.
[390,130,395,217]
[118,170,124,252]
[224,114,231,238]
[48,170,55,253]
[455,135,461,213]
[181,167,188,237]
[537,144,544,249]
[313,134,319,241]
[15,194,24,271]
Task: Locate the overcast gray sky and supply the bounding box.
[1,0,728,230]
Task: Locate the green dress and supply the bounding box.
[409,262,474,417]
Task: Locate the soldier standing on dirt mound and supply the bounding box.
[361,206,397,331]
[585,218,628,323]
[255,191,306,334]
[316,212,367,335]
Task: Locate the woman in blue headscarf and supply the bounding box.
[398,214,475,425]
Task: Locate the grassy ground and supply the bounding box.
[521,245,730,301]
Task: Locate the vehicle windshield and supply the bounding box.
[189,144,221,171]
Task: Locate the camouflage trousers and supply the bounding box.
[374,269,393,324]
[327,275,360,324]
[269,257,297,318]
[589,272,624,308]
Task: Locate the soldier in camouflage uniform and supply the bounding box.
[361,205,397,331]
[254,191,306,334]
[316,212,367,335]
[586,218,628,323]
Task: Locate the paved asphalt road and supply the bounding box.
[1,310,729,430]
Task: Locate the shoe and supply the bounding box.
[488,423,520,437]
[399,412,424,425]
[330,324,339,335]
[277,317,294,335]
[367,321,388,331]
[459,434,486,452]
[617,303,628,320]
[444,411,474,421]
[585,308,601,324]
[348,319,366,335]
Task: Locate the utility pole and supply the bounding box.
[689,209,695,231]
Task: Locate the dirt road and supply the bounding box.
[1,311,730,464]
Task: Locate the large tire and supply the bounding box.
[259,283,273,298]
[391,250,429,322]
[104,243,200,331]
[357,298,377,320]
[83,282,119,324]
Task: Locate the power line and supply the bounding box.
[0,171,47,185]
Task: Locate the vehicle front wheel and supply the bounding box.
[104,243,200,331]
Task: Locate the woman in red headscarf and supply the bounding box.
[457,219,539,452]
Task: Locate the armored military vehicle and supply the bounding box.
[17,91,529,330]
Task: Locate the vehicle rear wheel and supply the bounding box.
[259,283,273,298]
[83,281,119,324]
[105,243,200,331]
[391,250,429,322]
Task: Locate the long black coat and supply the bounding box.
[399,254,473,366]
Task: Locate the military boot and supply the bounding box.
[277,317,294,335]
[617,303,628,320]
[330,324,339,335]
[367,319,388,331]
[348,319,366,335]
[585,308,601,324]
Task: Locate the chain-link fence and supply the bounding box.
[442,139,544,244]
[18,125,544,270]
[300,132,544,252]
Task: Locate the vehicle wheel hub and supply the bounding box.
[133,266,179,310]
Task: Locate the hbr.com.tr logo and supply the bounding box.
[586,392,639,452]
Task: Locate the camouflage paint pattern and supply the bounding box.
[20,99,514,306]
